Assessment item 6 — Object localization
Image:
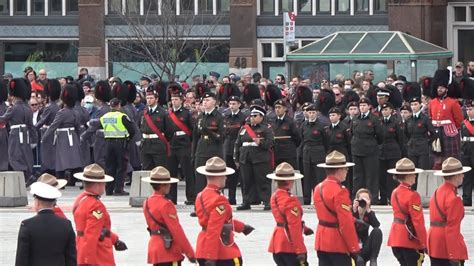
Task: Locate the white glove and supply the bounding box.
[135,141,141,146]
[30,144,37,149]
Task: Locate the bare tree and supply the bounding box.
[107,0,224,81]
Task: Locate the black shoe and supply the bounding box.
[190,211,197,217]
[184,200,195,205]
[236,204,251,211]
[263,204,271,211]
[229,200,237,205]
[113,191,130,196]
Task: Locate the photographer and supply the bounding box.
[352,188,382,266]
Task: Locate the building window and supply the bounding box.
[126,0,139,13]
[5,41,79,62]
[217,0,230,13]
[15,0,27,14]
[261,0,274,14]
[298,0,311,13]
[280,0,293,13]
[318,0,330,13]
[144,0,158,12]
[68,0,78,13]
[0,0,9,15]
[355,0,368,12]
[275,43,284,57]
[109,0,122,13]
[49,0,62,14]
[337,0,349,13]
[454,6,466,22]
[374,0,386,12]
[181,0,194,13]
[199,0,213,13]
[262,43,272,58]
[32,0,45,15]
[161,0,176,13]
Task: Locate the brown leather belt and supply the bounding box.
[393,217,406,224]
[319,220,339,228]
[276,222,286,227]
[430,221,446,227]
[201,226,207,231]
[77,231,84,237]
[149,230,163,235]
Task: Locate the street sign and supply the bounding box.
[283,12,296,45]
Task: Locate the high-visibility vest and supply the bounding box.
[100,111,129,139]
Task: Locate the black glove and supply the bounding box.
[242,224,255,235]
[114,240,128,251]
[204,260,216,266]
[296,253,307,264]
[449,260,460,266]
[188,257,197,263]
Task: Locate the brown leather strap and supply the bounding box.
[77,231,84,237]
[430,221,446,227]
[319,220,339,228]
[393,217,406,224]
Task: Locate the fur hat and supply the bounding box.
[295,85,313,105]
[153,81,169,106]
[315,89,336,117]
[70,81,84,101]
[0,79,7,102]
[402,82,422,102]
[459,77,474,100]
[61,84,78,107]
[44,79,62,102]
[123,80,137,104]
[194,83,209,100]
[421,77,432,98]
[112,82,129,106]
[432,69,462,98]
[264,84,282,107]
[221,83,241,103]
[341,90,360,110]
[167,82,185,99]
[94,80,112,102]
[8,78,31,101]
[243,83,260,105]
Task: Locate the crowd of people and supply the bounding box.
[1,61,473,265]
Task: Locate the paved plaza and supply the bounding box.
[1,183,473,266]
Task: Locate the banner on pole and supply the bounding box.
[283,12,296,45]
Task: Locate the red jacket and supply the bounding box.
[268,188,307,255]
[143,193,195,264]
[313,176,360,254]
[53,205,67,219]
[73,192,119,266]
[195,184,245,260]
[388,183,427,250]
[428,182,468,260]
[429,97,463,128]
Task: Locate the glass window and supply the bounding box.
[318,0,330,13]
[67,0,78,12]
[181,0,194,13]
[355,0,368,12]
[199,0,213,13]
[5,41,78,62]
[108,0,122,13]
[0,0,9,15]
[337,0,349,12]
[49,0,62,13]
[454,7,466,22]
[298,0,311,13]
[261,0,274,14]
[218,0,230,13]
[280,0,293,13]
[33,0,45,15]
[471,7,474,21]
[126,0,139,13]
[374,0,386,12]
[262,43,272,57]
[144,0,158,12]
[15,0,27,14]
[275,43,284,57]
[161,0,176,14]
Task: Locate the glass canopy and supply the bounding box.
[287,31,453,61]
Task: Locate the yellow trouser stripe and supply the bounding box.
[233,257,240,266]
[351,258,356,266]
[417,251,424,266]
[172,261,178,266]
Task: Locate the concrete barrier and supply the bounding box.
[129,170,152,207]
[417,170,443,207]
[271,170,304,204]
[0,171,28,207]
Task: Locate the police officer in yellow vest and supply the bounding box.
[99,98,136,196]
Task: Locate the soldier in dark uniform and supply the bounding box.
[378,102,403,205]
[234,105,275,210]
[351,98,383,201]
[300,104,328,204]
[264,84,282,122]
[460,100,474,206]
[343,101,359,125]
[0,78,36,182]
[0,80,8,171]
[399,104,412,158]
[223,96,246,205]
[294,86,315,174]
[122,81,142,171]
[271,99,300,168]
[192,92,224,194]
[371,88,390,118]
[35,79,61,176]
[72,82,91,170]
[166,83,195,205]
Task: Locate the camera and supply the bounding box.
[357,199,367,208]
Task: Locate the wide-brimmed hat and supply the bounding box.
[142,166,179,184]
[434,157,471,176]
[38,173,67,189]
[317,151,355,168]
[196,157,235,176]
[267,162,303,180]
[387,158,424,175]
[30,182,61,200]
[73,163,114,182]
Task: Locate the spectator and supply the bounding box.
[467,60,474,78]
[344,79,354,91]
[37,69,48,88]
[3,73,13,83]
[134,92,145,113]
[30,97,40,125]
[453,61,466,84]
[78,67,94,84]
[139,76,151,92]
[363,70,375,82]
[82,81,93,95]
[385,74,397,85]
[58,77,68,88]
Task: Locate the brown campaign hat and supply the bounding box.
[434,157,471,176]
[387,158,423,175]
[317,151,355,168]
[196,157,235,176]
[267,162,303,180]
[73,163,114,183]
[142,166,179,184]
[38,173,67,189]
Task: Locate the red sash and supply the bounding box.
[143,109,170,156]
[243,124,275,169]
[464,119,474,135]
[168,110,191,136]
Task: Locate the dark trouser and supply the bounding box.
[153,261,182,266]
[273,252,308,266]
[197,257,242,266]
[430,257,465,266]
[240,161,271,206]
[359,228,383,263]
[225,154,239,204]
[408,154,430,190]
[317,251,351,266]
[353,154,379,201]
[303,158,325,205]
[275,157,298,170]
[169,148,195,204]
[105,139,129,194]
[461,155,474,206]
[58,168,82,186]
[141,152,168,171]
[379,158,398,204]
[391,247,424,266]
[195,156,210,194]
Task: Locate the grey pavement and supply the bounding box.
[1,183,474,266]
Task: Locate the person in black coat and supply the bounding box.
[15,182,76,266]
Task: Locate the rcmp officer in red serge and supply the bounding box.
[429,157,470,266]
[223,95,246,205]
[195,157,255,266]
[267,162,313,266]
[460,100,474,206]
[234,104,275,210]
[72,163,128,266]
[142,166,196,265]
[192,92,225,194]
[430,69,464,167]
[166,83,196,205]
[387,158,427,266]
[314,151,359,265]
[271,99,301,168]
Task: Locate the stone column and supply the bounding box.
[229,0,258,76]
[78,0,106,79]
